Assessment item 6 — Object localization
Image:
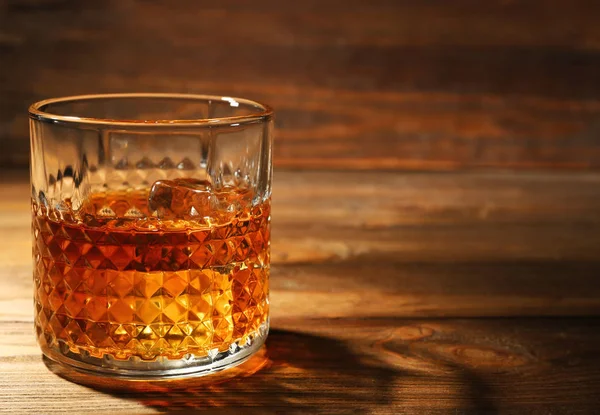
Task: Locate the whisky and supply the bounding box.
[32,179,270,362]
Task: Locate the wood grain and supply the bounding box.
[2,318,600,413]
[3,0,600,169]
[2,170,600,412]
[3,170,600,322]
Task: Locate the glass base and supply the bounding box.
[40,321,269,379]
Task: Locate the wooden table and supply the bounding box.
[2,170,600,414]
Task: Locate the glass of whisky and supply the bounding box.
[29,94,273,378]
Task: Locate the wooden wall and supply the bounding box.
[2,0,600,170]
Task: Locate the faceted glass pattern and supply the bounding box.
[32,192,270,361]
[29,94,273,377]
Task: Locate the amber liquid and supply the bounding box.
[33,187,270,361]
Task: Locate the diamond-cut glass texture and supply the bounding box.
[32,190,270,361]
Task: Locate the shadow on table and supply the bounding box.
[44,327,502,413]
[44,329,401,414]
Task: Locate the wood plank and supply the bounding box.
[4,1,600,169]
[1,317,599,413]
[2,170,600,320]
[2,169,600,412]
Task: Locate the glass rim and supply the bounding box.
[28,93,274,127]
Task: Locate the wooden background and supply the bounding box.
[3,0,600,170]
[2,0,600,413]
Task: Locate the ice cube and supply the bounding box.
[148,178,214,220]
[211,185,253,214]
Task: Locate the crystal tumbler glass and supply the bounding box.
[29,94,273,378]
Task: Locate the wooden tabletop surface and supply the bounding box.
[1,170,600,414]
